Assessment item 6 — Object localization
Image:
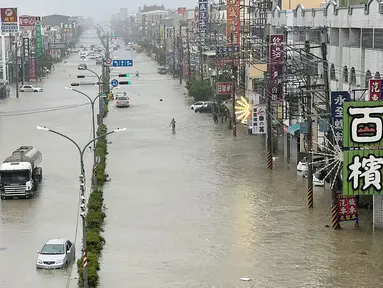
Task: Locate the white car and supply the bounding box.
[190,101,206,110]
[19,85,43,92]
[115,94,129,107]
[36,238,75,269]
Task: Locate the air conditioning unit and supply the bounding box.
[379,3,383,14]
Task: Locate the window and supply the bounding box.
[330,64,336,80]
[350,67,357,85]
[362,29,373,49]
[365,70,372,88]
[343,66,349,83]
[374,29,383,50]
[375,71,381,79]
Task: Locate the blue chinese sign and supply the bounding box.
[198,0,208,42]
[112,60,133,67]
[331,91,351,147]
[216,45,240,56]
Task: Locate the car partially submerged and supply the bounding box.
[36,238,75,269]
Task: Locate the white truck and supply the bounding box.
[0,146,42,199]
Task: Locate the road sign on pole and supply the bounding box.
[111,79,119,87]
[112,60,133,67]
[104,58,112,66]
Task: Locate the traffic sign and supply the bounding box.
[105,58,112,66]
[111,79,119,87]
[112,60,133,67]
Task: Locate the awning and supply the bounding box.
[287,123,300,135]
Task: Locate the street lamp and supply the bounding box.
[36,125,126,288]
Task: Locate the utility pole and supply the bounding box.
[266,32,273,170]
[21,37,25,85]
[231,32,236,137]
[15,35,19,98]
[186,28,191,79]
[305,40,313,208]
[199,44,203,80]
[172,27,176,78]
[163,25,166,68]
[178,27,183,84]
[79,173,88,288]
[322,41,340,229]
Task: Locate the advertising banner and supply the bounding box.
[343,101,383,195]
[268,35,284,101]
[29,57,36,79]
[369,79,383,101]
[19,16,36,30]
[198,0,208,42]
[35,23,42,58]
[216,82,232,95]
[331,91,351,147]
[252,104,267,135]
[226,0,240,46]
[337,195,358,221]
[1,8,18,33]
[23,37,29,58]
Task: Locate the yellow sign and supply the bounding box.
[235,96,251,123]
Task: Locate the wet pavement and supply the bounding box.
[0,33,382,288]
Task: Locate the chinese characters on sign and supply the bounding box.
[35,23,42,58]
[252,105,267,135]
[337,196,358,221]
[369,79,383,101]
[198,0,208,42]
[0,8,18,33]
[268,35,284,101]
[343,102,383,195]
[331,91,351,147]
[29,58,36,80]
[226,0,240,46]
[216,46,240,67]
[216,82,232,95]
[19,16,35,30]
[23,38,29,58]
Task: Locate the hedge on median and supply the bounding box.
[77,124,108,287]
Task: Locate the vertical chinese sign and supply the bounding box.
[268,35,284,102]
[343,101,383,195]
[0,8,18,33]
[369,79,383,101]
[337,196,358,221]
[252,104,267,135]
[226,0,240,47]
[198,0,208,44]
[331,91,351,147]
[35,23,42,58]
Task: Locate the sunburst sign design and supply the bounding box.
[235,96,251,124]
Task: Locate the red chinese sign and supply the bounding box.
[216,58,239,67]
[29,58,36,80]
[216,82,232,95]
[337,196,358,221]
[268,35,284,101]
[226,0,240,46]
[177,7,186,15]
[0,8,17,22]
[369,79,383,101]
[19,16,36,30]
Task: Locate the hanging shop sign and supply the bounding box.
[19,16,36,30]
[226,0,240,47]
[268,35,284,101]
[343,101,383,195]
[198,0,208,42]
[337,195,358,222]
[1,8,18,33]
[216,82,232,95]
[331,91,351,147]
[216,46,239,67]
[29,57,36,80]
[252,104,267,135]
[369,79,383,101]
[35,23,42,58]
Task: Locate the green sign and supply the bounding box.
[36,24,42,58]
[343,101,383,195]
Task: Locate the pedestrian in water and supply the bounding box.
[214,113,218,122]
[169,118,176,131]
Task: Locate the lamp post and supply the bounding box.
[64,87,108,187]
[36,125,126,288]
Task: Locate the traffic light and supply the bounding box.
[118,74,130,77]
[119,81,131,85]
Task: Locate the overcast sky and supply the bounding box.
[13,0,196,20]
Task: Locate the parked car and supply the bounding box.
[190,101,206,110]
[78,64,87,70]
[115,94,129,107]
[19,85,43,92]
[195,102,213,113]
[36,238,75,269]
[157,67,167,74]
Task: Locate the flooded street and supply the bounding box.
[0,34,382,288]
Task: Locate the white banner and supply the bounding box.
[252,104,267,135]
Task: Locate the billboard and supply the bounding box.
[343,101,383,195]
[1,8,18,33]
[226,0,240,46]
[198,0,208,42]
[177,7,186,15]
[252,104,267,135]
[19,16,36,30]
[331,91,351,147]
[268,35,284,101]
[216,82,232,95]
